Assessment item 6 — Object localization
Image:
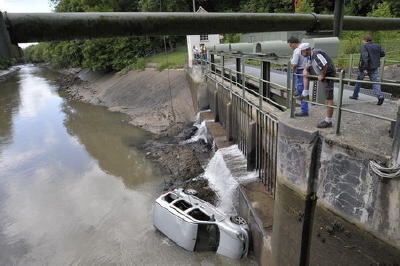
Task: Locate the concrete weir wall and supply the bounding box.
[275,115,400,265]
[186,68,400,265]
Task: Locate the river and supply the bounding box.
[0,65,256,265]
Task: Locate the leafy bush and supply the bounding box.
[0,57,16,70]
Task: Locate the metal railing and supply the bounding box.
[336,54,400,84]
[196,51,400,194]
[290,68,399,135]
[199,56,281,197]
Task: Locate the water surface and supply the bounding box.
[0,66,256,265]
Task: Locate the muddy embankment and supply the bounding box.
[0,66,21,81]
[58,67,217,202]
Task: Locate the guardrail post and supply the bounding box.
[259,62,263,109]
[226,102,233,141]
[391,102,400,166]
[347,54,353,85]
[236,57,241,84]
[211,53,215,73]
[247,121,256,171]
[241,57,246,98]
[263,61,271,98]
[335,70,345,135]
[229,68,232,90]
[221,54,225,80]
[286,61,291,107]
[380,57,385,81]
[213,90,219,122]
[290,66,296,118]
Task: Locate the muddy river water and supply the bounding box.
[0,66,256,265]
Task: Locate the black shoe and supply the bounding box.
[317,120,332,128]
[295,112,309,117]
[349,96,358,100]
[377,97,384,105]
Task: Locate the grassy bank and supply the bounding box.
[146,45,187,71]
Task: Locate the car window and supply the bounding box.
[173,200,192,211]
[194,224,220,252]
[188,208,212,221]
[163,193,177,203]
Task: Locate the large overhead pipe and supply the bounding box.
[4,12,400,43]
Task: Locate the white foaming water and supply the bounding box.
[181,110,213,144]
[203,145,258,215]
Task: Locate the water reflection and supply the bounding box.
[0,66,256,265]
[62,101,157,188]
[0,75,21,146]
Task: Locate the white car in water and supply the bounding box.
[153,188,249,259]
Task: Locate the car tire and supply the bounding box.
[230,216,247,225]
[183,188,198,196]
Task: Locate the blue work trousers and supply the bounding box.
[352,69,383,99]
[296,68,308,114]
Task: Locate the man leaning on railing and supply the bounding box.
[298,43,337,128]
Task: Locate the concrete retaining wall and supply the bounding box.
[275,115,400,265]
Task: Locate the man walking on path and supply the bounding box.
[288,36,308,116]
[299,43,337,128]
[349,35,385,105]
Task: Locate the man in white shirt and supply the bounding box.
[287,37,308,116]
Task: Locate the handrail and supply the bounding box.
[196,53,397,136]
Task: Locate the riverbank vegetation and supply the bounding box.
[23,0,400,72]
[0,58,17,70]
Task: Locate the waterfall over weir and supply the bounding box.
[184,111,258,215]
[203,145,258,215]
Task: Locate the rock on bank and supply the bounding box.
[63,68,196,135]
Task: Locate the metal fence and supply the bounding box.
[200,56,281,197]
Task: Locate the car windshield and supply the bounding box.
[194,223,220,252]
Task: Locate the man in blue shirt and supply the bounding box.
[349,35,385,105]
[288,36,308,116]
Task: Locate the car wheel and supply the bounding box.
[184,188,198,196]
[230,216,247,225]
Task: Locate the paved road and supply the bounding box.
[225,63,383,105]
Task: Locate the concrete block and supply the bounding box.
[317,139,400,249]
[239,185,273,266]
[271,182,309,266]
[277,120,320,194]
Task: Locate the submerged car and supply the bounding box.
[153,188,249,259]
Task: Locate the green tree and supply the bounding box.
[296,0,314,13]
[367,1,397,43]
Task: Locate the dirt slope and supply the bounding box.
[64,68,196,135]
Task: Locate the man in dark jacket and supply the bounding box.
[350,35,385,105]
